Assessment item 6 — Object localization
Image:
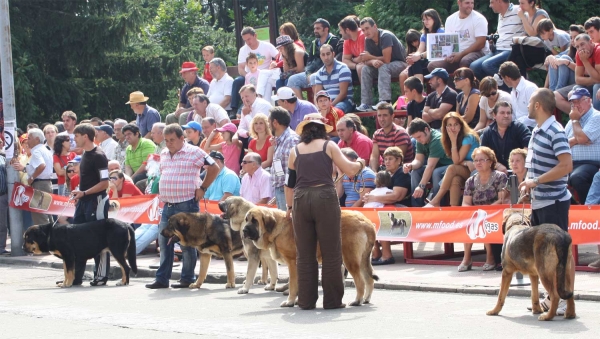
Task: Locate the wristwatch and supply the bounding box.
[287,205,293,210]
[571,119,579,124]
[418,183,426,190]
[533,177,540,186]
[199,186,207,192]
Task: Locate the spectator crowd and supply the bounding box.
[1,1,600,293]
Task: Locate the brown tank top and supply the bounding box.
[294,140,334,189]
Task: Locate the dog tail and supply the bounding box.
[127,226,138,275]
[556,232,573,300]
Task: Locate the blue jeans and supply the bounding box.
[593,83,600,111]
[585,171,600,205]
[135,223,158,255]
[155,199,199,285]
[410,165,449,207]
[287,73,317,90]
[470,50,511,81]
[274,186,286,211]
[230,76,245,110]
[548,54,574,91]
[334,98,354,113]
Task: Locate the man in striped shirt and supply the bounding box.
[370,102,414,171]
[314,44,354,113]
[146,124,219,289]
[471,0,524,81]
[520,88,574,316]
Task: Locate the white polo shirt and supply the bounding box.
[192,103,231,125]
[238,97,273,138]
[100,137,118,161]
[496,4,525,51]
[511,77,538,128]
[207,74,234,110]
[27,143,54,180]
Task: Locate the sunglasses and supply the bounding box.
[67,170,74,173]
[241,160,254,164]
[109,177,118,181]
[484,91,498,98]
[454,76,466,81]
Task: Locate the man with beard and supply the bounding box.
[422,68,458,129]
[313,44,354,113]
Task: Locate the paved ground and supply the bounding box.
[3,240,600,300]
[1,265,599,339]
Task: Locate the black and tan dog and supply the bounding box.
[243,206,379,307]
[23,219,137,287]
[218,197,280,294]
[161,212,244,289]
[388,212,407,234]
[487,211,576,320]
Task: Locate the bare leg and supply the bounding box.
[484,243,495,265]
[380,241,393,260]
[462,243,473,265]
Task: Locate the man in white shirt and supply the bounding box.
[498,61,537,128]
[237,84,273,138]
[231,27,279,114]
[23,128,53,224]
[240,152,272,204]
[471,0,524,81]
[94,125,118,160]
[428,0,490,74]
[189,94,230,127]
[207,58,234,111]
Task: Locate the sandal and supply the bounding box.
[482,263,497,271]
[457,262,472,272]
[372,257,396,266]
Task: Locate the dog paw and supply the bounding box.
[116,281,128,287]
[349,300,362,307]
[486,310,500,316]
[280,300,295,307]
[189,283,201,289]
[564,312,576,319]
[538,313,554,321]
[256,280,267,285]
[225,283,236,289]
[58,283,72,289]
[237,287,249,294]
[532,307,544,314]
[362,299,371,304]
[264,284,275,291]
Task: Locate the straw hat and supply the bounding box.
[295,113,333,135]
[126,91,149,104]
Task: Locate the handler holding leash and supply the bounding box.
[285,113,366,310]
[145,124,219,289]
[70,124,110,286]
[519,88,575,315]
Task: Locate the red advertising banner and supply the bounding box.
[9,183,600,245]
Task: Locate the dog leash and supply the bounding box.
[52,196,74,227]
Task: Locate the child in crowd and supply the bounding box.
[245,53,260,87]
[206,122,242,175]
[363,171,394,208]
[201,46,214,83]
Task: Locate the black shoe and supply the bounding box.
[90,277,108,286]
[171,281,192,288]
[145,281,169,289]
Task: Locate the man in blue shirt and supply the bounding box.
[314,44,354,113]
[127,91,161,139]
[205,151,241,201]
[273,87,318,131]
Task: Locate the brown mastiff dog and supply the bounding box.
[487,210,576,320]
[161,212,243,289]
[218,197,280,294]
[242,206,379,307]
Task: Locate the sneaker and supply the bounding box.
[588,258,600,269]
[0,249,10,256]
[539,294,551,312]
[371,101,389,110]
[493,74,504,87]
[355,104,372,112]
[556,299,567,316]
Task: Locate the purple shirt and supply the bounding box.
[289,99,318,130]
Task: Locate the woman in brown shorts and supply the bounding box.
[285,113,366,310]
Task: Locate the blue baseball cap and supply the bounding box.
[568,87,591,101]
[69,155,82,164]
[424,68,449,80]
[182,121,203,132]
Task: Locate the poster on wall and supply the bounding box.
[426,33,460,61]
[3,120,15,159]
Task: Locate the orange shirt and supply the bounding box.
[200,132,224,150]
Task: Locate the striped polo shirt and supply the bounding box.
[373,124,415,163]
[314,60,353,102]
[496,3,525,51]
[526,116,571,209]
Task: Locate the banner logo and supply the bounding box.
[147,196,162,222]
[466,209,499,240]
[12,184,29,206]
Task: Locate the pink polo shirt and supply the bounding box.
[338,131,374,161]
[240,168,273,204]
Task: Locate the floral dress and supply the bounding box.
[463,170,508,205]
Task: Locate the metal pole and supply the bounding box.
[0,0,24,256]
[233,0,243,50]
[267,0,278,47]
